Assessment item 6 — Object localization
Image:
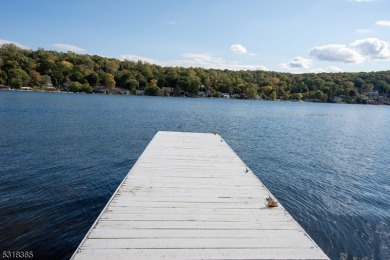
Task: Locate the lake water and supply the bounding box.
[0,91,389,259]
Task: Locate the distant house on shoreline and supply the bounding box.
[93,86,106,94]
[221,93,230,99]
[40,83,53,88]
[135,90,144,96]
[0,85,10,90]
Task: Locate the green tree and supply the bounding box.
[29,70,41,86]
[80,84,93,93]
[292,93,303,100]
[356,95,365,104]
[362,83,373,93]
[177,78,189,93]
[165,68,178,88]
[8,68,30,88]
[187,76,201,96]
[354,78,365,91]
[349,89,357,97]
[104,59,120,74]
[144,79,160,96]
[375,80,390,94]
[245,85,258,99]
[314,90,327,102]
[40,74,52,85]
[86,71,99,86]
[104,73,115,89]
[0,70,7,85]
[124,78,138,91]
[144,86,160,96]
[69,82,82,92]
[270,91,277,100]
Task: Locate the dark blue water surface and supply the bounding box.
[0,91,389,259]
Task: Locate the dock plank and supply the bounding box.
[74,248,327,260]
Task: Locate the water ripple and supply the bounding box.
[0,92,389,259]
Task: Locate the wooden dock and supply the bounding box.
[72,131,328,259]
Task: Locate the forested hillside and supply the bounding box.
[1,44,389,104]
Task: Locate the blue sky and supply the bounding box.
[1,0,390,73]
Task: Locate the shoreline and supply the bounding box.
[1,88,388,105]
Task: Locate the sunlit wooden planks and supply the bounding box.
[72,131,328,260]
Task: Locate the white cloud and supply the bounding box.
[281,56,312,69]
[52,43,86,53]
[376,20,390,26]
[0,39,27,49]
[119,54,158,64]
[176,53,225,67]
[351,38,390,60]
[164,53,268,70]
[279,63,288,69]
[230,44,247,54]
[120,53,267,71]
[356,29,372,33]
[311,66,344,73]
[309,38,390,64]
[168,21,176,25]
[326,66,344,72]
[309,44,364,63]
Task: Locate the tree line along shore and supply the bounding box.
[1,44,389,105]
